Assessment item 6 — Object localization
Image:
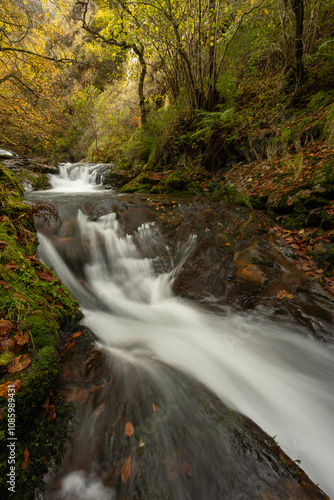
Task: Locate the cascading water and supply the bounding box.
[26,164,334,499]
[49,162,113,192]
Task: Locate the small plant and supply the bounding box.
[27,202,62,226]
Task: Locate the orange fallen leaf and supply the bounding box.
[0,319,13,337]
[14,332,29,347]
[8,354,31,374]
[22,445,30,469]
[0,280,10,289]
[0,380,22,398]
[121,454,131,484]
[0,241,8,249]
[152,403,156,412]
[125,422,134,438]
[72,331,82,339]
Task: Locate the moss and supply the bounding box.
[311,157,334,190]
[250,195,268,209]
[164,172,187,193]
[119,172,158,193]
[223,185,252,207]
[0,165,24,198]
[283,200,308,230]
[23,172,49,190]
[0,351,15,367]
[26,314,58,348]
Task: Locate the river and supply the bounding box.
[25,163,334,499]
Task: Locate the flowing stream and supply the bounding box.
[26,164,334,499]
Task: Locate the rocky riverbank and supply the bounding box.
[0,162,90,499]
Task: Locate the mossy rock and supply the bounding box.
[26,314,58,348]
[0,346,73,499]
[0,165,24,198]
[307,208,334,230]
[311,240,334,273]
[222,184,251,207]
[311,158,334,192]
[104,170,135,189]
[250,194,268,209]
[266,191,292,213]
[164,172,187,193]
[119,172,160,193]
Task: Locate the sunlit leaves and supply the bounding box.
[0,0,75,151]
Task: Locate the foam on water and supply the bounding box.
[37,209,334,496]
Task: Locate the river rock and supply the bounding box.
[0,149,16,159]
[169,200,334,341]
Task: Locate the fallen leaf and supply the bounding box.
[0,380,22,398]
[0,280,10,289]
[25,255,40,263]
[5,263,19,272]
[0,319,13,337]
[0,338,15,354]
[0,241,8,249]
[152,403,156,412]
[59,341,76,356]
[125,422,134,438]
[13,332,29,347]
[94,400,106,416]
[121,454,131,484]
[8,354,31,374]
[13,292,26,302]
[36,270,60,283]
[277,290,294,300]
[72,331,82,339]
[22,446,30,469]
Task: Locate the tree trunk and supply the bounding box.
[206,0,217,110]
[290,0,304,88]
[132,44,147,126]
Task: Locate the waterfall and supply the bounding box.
[24,164,334,498]
[36,207,334,497]
[49,162,112,192]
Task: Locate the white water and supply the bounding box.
[49,162,112,192]
[34,164,334,496]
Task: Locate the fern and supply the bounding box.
[190,108,234,140]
